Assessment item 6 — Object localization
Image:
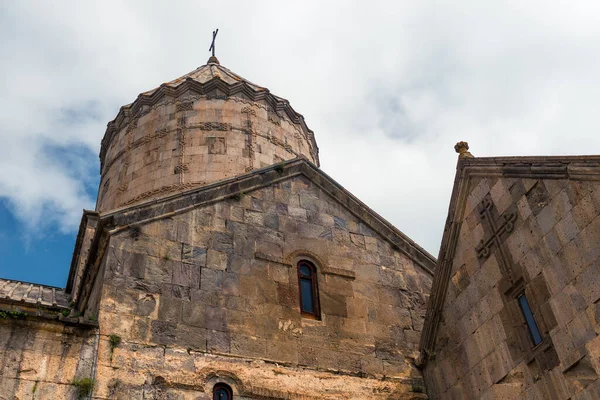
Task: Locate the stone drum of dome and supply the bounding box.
[96,59,319,212]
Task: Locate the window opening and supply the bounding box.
[213,383,233,400]
[297,261,319,318]
[518,294,542,346]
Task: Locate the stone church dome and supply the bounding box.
[97,57,319,212]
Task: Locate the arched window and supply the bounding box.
[213,383,233,400]
[297,260,320,318]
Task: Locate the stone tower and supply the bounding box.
[97,56,319,212]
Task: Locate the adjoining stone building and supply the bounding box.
[0,57,434,399]
[3,55,600,400]
[419,143,600,399]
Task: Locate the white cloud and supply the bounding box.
[2,1,600,254]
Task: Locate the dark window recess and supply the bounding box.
[297,261,320,318]
[213,383,233,400]
[518,294,543,346]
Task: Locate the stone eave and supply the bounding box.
[66,210,99,293]
[100,76,318,170]
[418,154,600,366]
[0,278,70,309]
[73,158,436,311]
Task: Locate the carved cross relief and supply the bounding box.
[475,197,519,284]
[475,194,558,371]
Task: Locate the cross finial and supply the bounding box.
[208,29,220,64]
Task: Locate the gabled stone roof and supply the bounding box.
[102,157,436,274]
[100,60,316,169]
[71,158,436,315]
[0,278,70,309]
[418,154,600,365]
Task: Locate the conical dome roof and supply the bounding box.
[141,58,269,97]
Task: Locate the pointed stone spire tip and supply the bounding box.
[207,56,220,65]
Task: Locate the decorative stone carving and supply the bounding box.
[476,197,517,281]
[207,137,227,154]
[241,106,256,115]
[176,101,193,112]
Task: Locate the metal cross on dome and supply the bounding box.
[209,29,219,57]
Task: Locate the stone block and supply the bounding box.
[207,329,230,353]
[158,296,183,323]
[536,205,558,236]
[176,324,207,351]
[320,292,348,317]
[204,306,227,332]
[181,244,207,266]
[268,264,289,284]
[555,212,580,247]
[206,249,228,271]
[220,273,240,296]
[288,207,307,221]
[230,206,244,222]
[542,229,562,256]
[200,268,223,291]
[254,241,283,263]
[143,255,172,283]
[210,232,234,252]
[182,302,205,327]
[230,334,266,358]
[124,252,147,279]
[244,209,264,226]
[266,337,299,364]
[527,182,551,216]
[151,320,177,345]
[171,262,201,288]
[575,260,600,305]
[517,195,533,221]
[263,213,279,230]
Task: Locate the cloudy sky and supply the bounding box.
[1,1,599,286]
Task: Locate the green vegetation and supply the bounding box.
[0,310,28,319]
[60,309,70,317]
[71,377,94,398]
[109,334,121,351]
[32,380,38,394]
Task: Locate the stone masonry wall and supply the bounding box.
[93,175,432,399]
[97,95,318,212]
[424,176,600,399]
[0,319,98,399]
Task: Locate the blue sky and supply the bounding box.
[2,1,600,287]
[0,200,75,287]
[0,143,98,287]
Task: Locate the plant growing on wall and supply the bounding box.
[71,377,94,399]
[108,334,122,362]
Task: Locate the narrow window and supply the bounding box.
[213,383,233,400]
[518,294,542,346]
[297,261,320,318]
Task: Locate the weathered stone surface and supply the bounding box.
[79,175,434,398]
[424,171,600,400]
